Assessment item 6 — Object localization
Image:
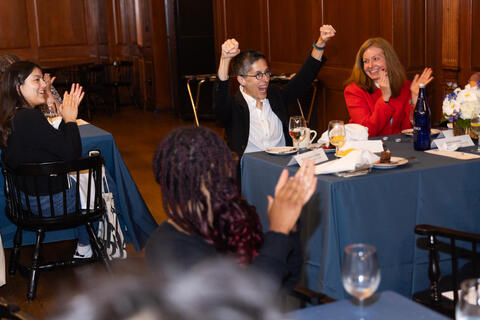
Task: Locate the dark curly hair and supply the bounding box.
[153,126,263,263]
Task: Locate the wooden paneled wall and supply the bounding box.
[0,0,171,111]
[0,0,105,67]
[213,0,478,131]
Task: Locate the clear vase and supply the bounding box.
[453,122,468,136]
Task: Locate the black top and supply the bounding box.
[2,108,82,194]
[215,55,326,157]
[145,221,303,291]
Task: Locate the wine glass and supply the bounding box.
[342,244,381,319]
[456,278,480,320]
[289,116,307,152]
[471,116,480,152]
[40,97,59,122]
[328,120,346,156]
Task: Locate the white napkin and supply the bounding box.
[315,149,379,174]
[69,171,95,210]
[49,117,62,130]
[318,124,369,144]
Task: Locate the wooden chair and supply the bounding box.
[1,155,111,301]
[413,224,480,318]
[104,61,139,111]
[79,64,108,119]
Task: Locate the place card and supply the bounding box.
[431,134,474,151]
[339,140,384,153]
[287,149,328,166]
[425,149,480,160]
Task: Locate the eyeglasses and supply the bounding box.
[241,69,272,80]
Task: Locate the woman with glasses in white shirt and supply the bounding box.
[215,25,336,157]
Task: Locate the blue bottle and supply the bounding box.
[413,83,431,150]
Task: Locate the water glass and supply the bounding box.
[456,278,480,320]
[342,244,381,319]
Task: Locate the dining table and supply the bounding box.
[241,134,480,300]
[0,123,158,251]
[287,290,449,319]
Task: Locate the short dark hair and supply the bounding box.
[232,50,267,76]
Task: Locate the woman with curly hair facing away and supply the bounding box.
[344,37,434,137]
[145,126,316,290]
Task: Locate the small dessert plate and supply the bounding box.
[401,128,441,137]
[309,143,335,153]
[265,146,298,155]
[373,156,408,169]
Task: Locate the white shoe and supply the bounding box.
[74,244,93,259]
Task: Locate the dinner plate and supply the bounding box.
[401,128,441,136]
[265,146,298,155]
[373,156,408,169]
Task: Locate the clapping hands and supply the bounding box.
[59,83,84,123]
[410,68,434,105]
[267,159,317,234]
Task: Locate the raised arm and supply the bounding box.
[217,39,240,81]
[311,25,336,61]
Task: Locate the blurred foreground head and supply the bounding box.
[48,259,285,320]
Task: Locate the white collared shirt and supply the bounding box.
[240,86,285,153]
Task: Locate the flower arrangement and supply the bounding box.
[442,81,480,129]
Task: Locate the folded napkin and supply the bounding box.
[49,116,62,130]
[318,124,369,144]
[315,149,380,174]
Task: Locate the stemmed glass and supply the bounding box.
[456,278,480,320]
[470,116,480,152]
[342,244,381,319]
[328,120,346,156]
[289,116,307,153]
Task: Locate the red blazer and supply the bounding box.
[344,81,413,137]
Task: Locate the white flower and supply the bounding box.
[442,99,457,116]
[460,102,478,119]
[443,85,480,120]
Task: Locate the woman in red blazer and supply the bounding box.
[344,38,433,137]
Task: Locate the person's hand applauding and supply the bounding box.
[267,159,317,234]
[59,83,84,123]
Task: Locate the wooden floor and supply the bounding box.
[0,106,223,319]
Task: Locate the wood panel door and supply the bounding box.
[0,0,100,66]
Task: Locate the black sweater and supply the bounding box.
[2,108,82,194]
[145,221,302,291]
[215,55,326,157]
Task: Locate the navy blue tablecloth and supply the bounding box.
[288,290,449,319]
[0,124,158,250]
[241,135,480,299]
